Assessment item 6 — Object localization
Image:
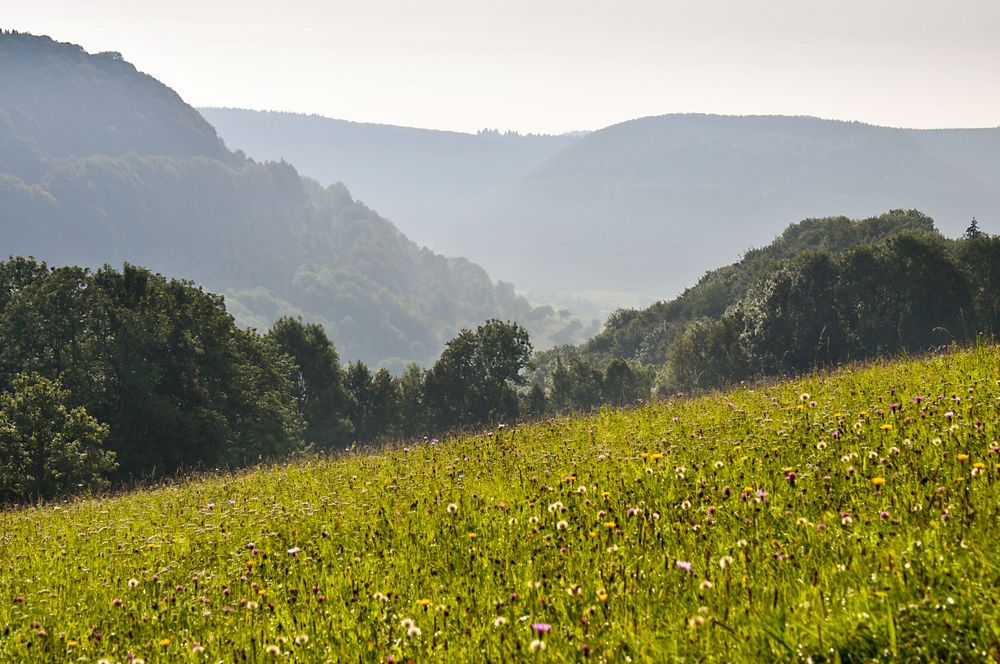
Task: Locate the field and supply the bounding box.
[2,346,999,662]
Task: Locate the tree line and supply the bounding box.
[2,215,997,503]
[0,258,535,503]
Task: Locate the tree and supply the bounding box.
[267,317,353,450]
[0,373,115,502]
[425,320,532,428]
[965,217,982,240]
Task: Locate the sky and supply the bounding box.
[5,0,1000,134]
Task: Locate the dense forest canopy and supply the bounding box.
[0,31,588,370]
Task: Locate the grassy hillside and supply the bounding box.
[3,346,998,661]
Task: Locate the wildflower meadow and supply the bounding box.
[2,346,999,662]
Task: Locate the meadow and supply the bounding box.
[2,346,999,662]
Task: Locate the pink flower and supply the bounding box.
[287,547,301,555]
[676,561,692,573]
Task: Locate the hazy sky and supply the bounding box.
[6,0,1000,134]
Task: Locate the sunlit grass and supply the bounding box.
[2,346,999,662]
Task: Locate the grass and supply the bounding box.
[2,346,999,662]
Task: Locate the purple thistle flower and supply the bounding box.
[532,623,551,633]
[676,561,693,573]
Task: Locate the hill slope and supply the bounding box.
[2,346,998,661]
[198,108,579,251]
[0,32,584,368]
[211,110,1000,312]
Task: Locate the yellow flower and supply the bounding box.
[416,598,432,607]
[956,454,970,462]
[67,641,78,647]
[650,453,664,461]
[604,521,616,529]
[246,560,254,568]
[159,638,171,647]
[880,424,894,431]
[467,533,477,540]
[597,590,608,603]
[871,477,885,487]
[640,453,649,460]
[257,589,267,596]
[973,462,986,470]
[589,531,598,539]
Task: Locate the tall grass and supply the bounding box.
[2,346,998,662]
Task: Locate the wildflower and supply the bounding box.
[956,454,969,462]
[192,643,205,653]
[597,589,608,603]
[680,500,691,510]
[700,580,713,590]
[127,578,139,589]
[494,616,507,627]
[816,442,827,450]
[287,546,301,555]
[112,598,123,607]
[796,517,808,526]
[689,615,706,628]
[714,461,724,469]
[467,533,478,539]
[265,644,281,657]
[372,592,388,602]
[159,639,171,648]
[676,560,693,573]
[532,623,551,633]
[880,424,894,431]
[407,625,422,638]
[400,618,415,629]
[447,503,459,513]
[529,639,547,652]
[879,511,890,520]
[755,489,767,503]
[604,521,616,529]
[799,393,810,402]
[871,477,885,487]
[556,520,569,531]
[547,501,565,513]
[528,516,539,525]
[416,598,432,607]
[295,634,309,646]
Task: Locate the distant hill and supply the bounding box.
[0,31,588,369]
[198,108,579,252]
[208,110,1000,312]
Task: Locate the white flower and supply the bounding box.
[493,616,507,627]
[447,503,459,513]
[556,520,569,531]
[529,639,546,652]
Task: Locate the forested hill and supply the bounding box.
[0,31,585,369]
[198,108,579,252]
[458,115,1000,305]
[209,109,1000,315]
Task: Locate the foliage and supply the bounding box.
[1,347,998,661]
[267,317,353,450]
[424,320,532,428]
[0,373,114,502]
[0,258,304,485]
